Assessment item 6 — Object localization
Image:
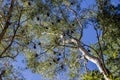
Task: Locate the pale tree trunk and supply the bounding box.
[78,45,110,80]
[69,38,110,80]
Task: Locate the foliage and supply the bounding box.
[83,70,104,80]
[96,0,120,77]
[0,0,120,80]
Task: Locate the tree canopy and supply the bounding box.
[0,0,120,80]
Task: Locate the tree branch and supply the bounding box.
[0,7,22,58]
[66,6,83,40]
[77,41,110,80]
[94,27,104,63]
[0,0,14,42]
[66,37,110,80]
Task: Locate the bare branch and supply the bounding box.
[81,42,100,58]
[66,5,83,40]
[0,0,14,42]
[63,35,110,80]
[94,26,104,63]
[75,38,110,80]
[0,8,22,57]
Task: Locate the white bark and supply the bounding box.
[69,38,110,80]
[78,46,110,80]
[56,34,110,80]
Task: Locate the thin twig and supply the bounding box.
[0,8,22,57]
[66,5,83,40]
[94,26,104,63]
[0,0,14,42]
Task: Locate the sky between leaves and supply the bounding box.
[12,0,97,80]
[0,0,120,80]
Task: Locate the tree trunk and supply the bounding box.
[78,45,110,80]
[70,38,110,80]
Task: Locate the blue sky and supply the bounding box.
[18,0,98,80]
[1,0,98,80]
[1,0,120,80]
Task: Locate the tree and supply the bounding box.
[96,0,120,79]
[0,0,120,80]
